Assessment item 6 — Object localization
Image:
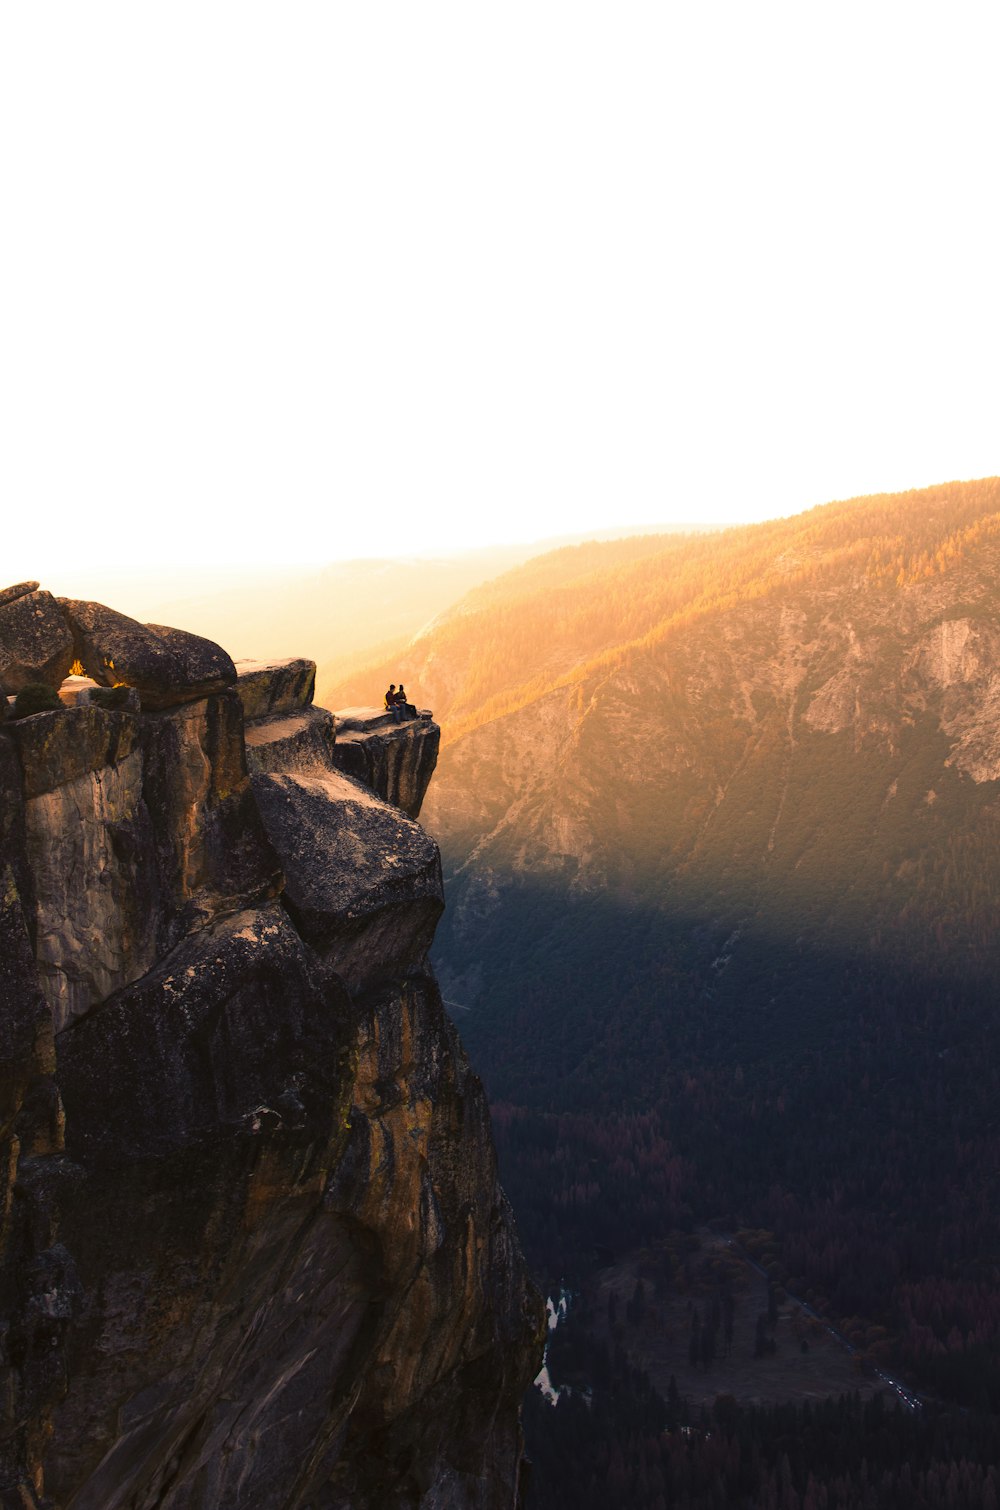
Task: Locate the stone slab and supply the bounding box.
[235,659,316,721]
[251,766,443,994]
[243,707,336,776]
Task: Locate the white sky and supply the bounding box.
[2,2,998,579]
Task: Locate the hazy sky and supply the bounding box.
[3,2,997,580]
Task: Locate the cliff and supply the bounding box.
[0,585,541,1509]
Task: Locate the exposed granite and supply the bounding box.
[60,600,236,709]
[235,658,317,721]
[252,766,444,995]
[0,595,540,1508]
[5,702,141,801]
[332,707,440,820]
[244,706,337,776]
[0,581,40,609]
[0,589,75,693]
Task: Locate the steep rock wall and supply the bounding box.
[0,604,539,1509]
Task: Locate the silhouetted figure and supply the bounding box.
[396,684,409,719]
[385,683,403,722]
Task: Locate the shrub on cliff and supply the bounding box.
[90,684,133,710]
[12,682,62,718]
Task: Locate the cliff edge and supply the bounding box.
[0,585,542,1509]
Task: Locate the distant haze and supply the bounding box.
[36,524,694,684]
[3,5,997,581]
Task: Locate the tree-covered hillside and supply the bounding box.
[369,479,1000,1491]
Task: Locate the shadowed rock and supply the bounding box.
[0,588,75,692]
[0,742,68,1501]
[6,693,281,1033]
[59,600,236,709]
[5,701,141,801]
[252,766,444,995]
[0,580,40,608]
[0,593,539,1508]
[138,691,284,954]
[51,950,538,1510]
[57,904,345,1159]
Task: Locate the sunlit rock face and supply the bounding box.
[331,707,441,820]
[0,594,540,1509]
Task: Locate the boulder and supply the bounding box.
[59,600,236,709]
[235,658,316,721]
[243,706,337,776]
[251,766,444,994]
[0,580,40,608]
[146,622,237,702]
[57,904,346,1158]
[0,589,75,692]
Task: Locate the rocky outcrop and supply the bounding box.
[60,600,238,710]
[252,767,444,996]
[0,582,40,610]
[332,707,441,819]
[243,705,337,775]
[0,589,75,693]
[235,658,317,721]
[0,596,539,1508]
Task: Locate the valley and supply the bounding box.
[355,478,1000,1507]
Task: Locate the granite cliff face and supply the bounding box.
[0,588,541,1509]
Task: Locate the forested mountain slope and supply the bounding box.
[370,478,1000,1420]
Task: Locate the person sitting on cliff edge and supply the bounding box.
[385,683,403,722]
[395,684,409,719]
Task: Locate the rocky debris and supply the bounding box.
[59,600,237,709]
[0,588,76,692]
[235,657,316,721]
[0,580,40,609]
[332,707,440,819]
[243,706,337,776]
[252,766,444,995]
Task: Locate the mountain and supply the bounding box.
[0,587,539,1507]
[355,480,1000,1453]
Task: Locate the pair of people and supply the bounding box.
[384,683,409,722]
